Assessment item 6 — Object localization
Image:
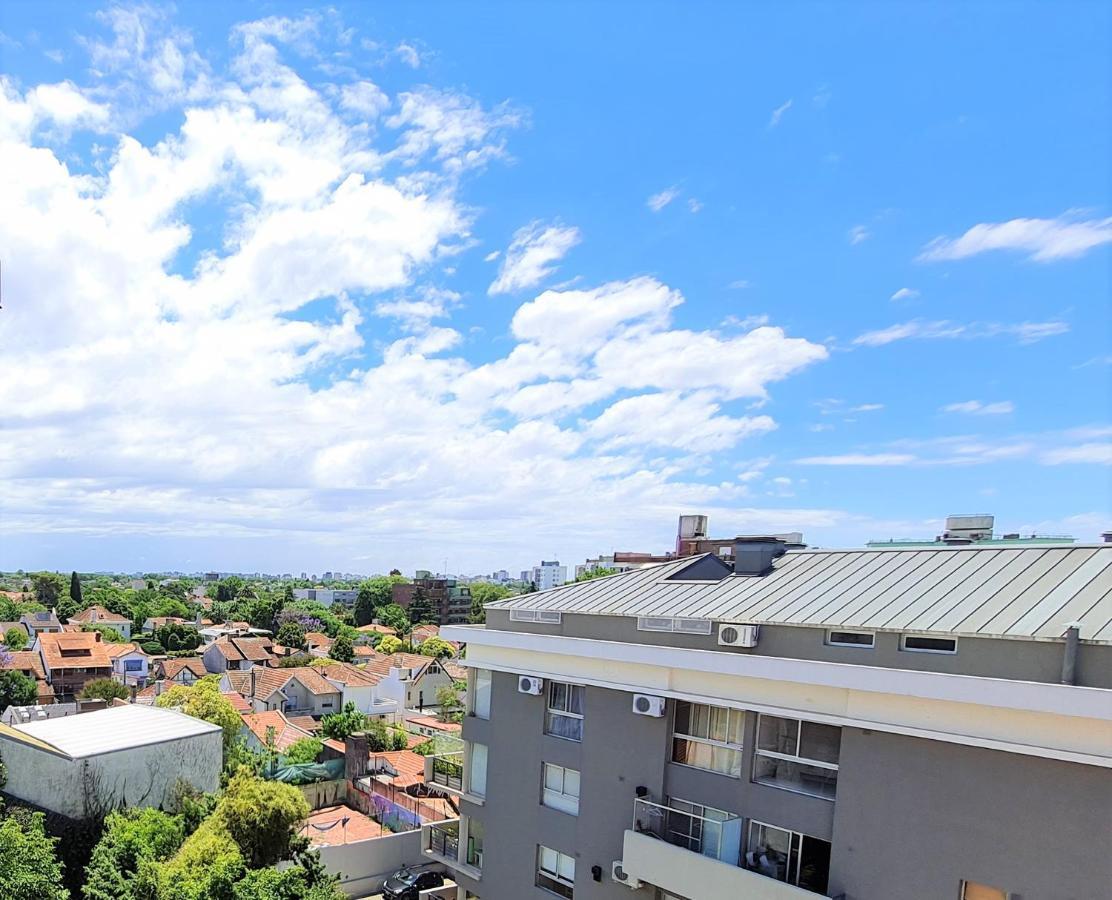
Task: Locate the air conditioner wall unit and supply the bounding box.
[611,861,643,889]
[518,676,544,695]
[631,694,666,717]
[718,623,760,647]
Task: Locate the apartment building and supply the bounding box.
[394,572,473,626]
[432,538,1112,900]
[532,561,568,592]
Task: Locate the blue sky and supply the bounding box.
[0,1,1108,576]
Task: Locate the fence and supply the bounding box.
[349,777,456,832]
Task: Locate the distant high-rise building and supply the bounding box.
[531,561,567,591]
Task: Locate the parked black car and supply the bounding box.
[382,866,445,900]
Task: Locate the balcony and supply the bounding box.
[619,800,829,900]
[421,819,482,881]
[428,751,463,792]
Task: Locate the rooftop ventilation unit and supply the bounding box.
[718,624,759,648]
[611,861,643,889]
[631,694,666,717]
[518,676,544,695]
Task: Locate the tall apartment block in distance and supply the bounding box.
[434,535,1112,900]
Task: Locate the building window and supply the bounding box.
[510,609,562,624]
[671,701,743,777]
[826,630,874,648]
[465,816,484,870]
[745,821,830,894]
[637,617,713,635]
[536,844,575,898]
[468,742,488,798]
[542,762,580,815]
[473,669,492,720]
[901,634,957,654]
[961,882,1009,900]
[753,714,840,800]
[545,682,584,742]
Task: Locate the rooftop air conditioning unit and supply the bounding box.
[718,623,759,648]
[611,861,643,889]
[518,676,544,695]
[632,694,666,717]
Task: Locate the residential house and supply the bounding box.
[239,709,317,753]
[433,539,1112,900]
[154,657,210,685]
[202,635,275,673]
[104,642,150,687]
[305,632,333,657]
[141,616,188,633]
[67,605,133,640]
[0,621,30,643]
[405,714,463,740]
[35,631,113,702]
[3,650,55,704]
[318,662,398,719]
[20,610,62,637]
[227,666,342,717]
[362,652,458,711]
[198,621,269,645]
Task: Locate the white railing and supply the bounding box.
[632,798,743,864]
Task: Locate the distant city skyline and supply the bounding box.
[1,2,1108,574]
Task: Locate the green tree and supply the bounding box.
[407,587,436,626]
[156,678,242,755]
[377,634,403,655]
[282,737,323,765]
[276,622,306,651]
[83,624,126,643]
[70,571,83,608]
[575,566,618,582]
[217,768,310,868]
[0,670,38,713]
[31,572,65,608]
[468,582,511,624]
[329,634,354,663]
[377,603,409,635]
[436,683,464,723]
[0,813,68,900]
[418,636,455,659]
[3,628,27,651]
[282,585,294,604]
[79,678,130,702]
[353,576,406,626]
[231,864,344,900]
[83,807,184,900]
[319,702,370,742]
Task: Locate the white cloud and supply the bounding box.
[1040,444,1112,465]
[687,198,703,213]
[853,318,1069,347]
[727,279,751,290]
[646,186,679,212]
[723,314,770,330]
[918,213,1112,262]
[848,225,870,245]
[942,400,1015,415]
[340,81,390,118]
[890,287,919,301]
[394,42,422,68]
[482,250,500,262]
[488,220,582,295]
[848,403,884,413]
[796,454,916,466]
[768,99,792,129]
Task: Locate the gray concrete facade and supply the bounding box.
[460,669,1111,900]
[486,610,1112,689]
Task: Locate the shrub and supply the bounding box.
[78,678,129,703]
[0,812,68,900]
[3,628,27,651]
[83,808,184,900]
[283,737,323,765]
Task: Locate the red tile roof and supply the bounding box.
[5,650,46,680]
[37,632,112,671]
[246,666,340,700]
[240,709,315,752]
[368,750,427,788]
[406,714,462,733]
[355,623,396,635]
[223,691,251,713]
[68,606,131,626]
[158,658,210,681]
[103,642,145,660]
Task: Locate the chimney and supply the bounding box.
[250,665,257,700]
[93,630,102,642]
[345,731,370,781]
[732,536,787,576]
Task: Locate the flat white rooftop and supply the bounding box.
[10,703,221,758]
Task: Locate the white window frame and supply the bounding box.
[900,634,958,654]
[637,617,713,635]
[542,762,580,815]
[671,701,744,778]
[825,629,874,648]
[745,820,831,891]
[536,844,575,897]
[545,681,584,742]
[468,742,488,799]
[510,609,562,624]
[471,668,492,719]
[752,714,840,800]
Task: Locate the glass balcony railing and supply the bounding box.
[632,798,744,865]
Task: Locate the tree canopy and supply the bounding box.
[3,628,27,651]
[82,807,184,900]
[407,588,436,626]
[78,678,129,702]
[468,582,511,623]
[328,634,354,663]
[575,566,618,582]
[0,812,68,900]
[0,670,38,713]
[377,603,409,635]
[31,572,65,608]
[155,678,241,754]
[418,636,455,659]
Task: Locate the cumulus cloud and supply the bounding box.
[890,287,919,301]
[853,318,1069,346]
[848,225,870,245]
[488,220,582,295]
[942,400,1015,415]
[0,12,835,571]
[918,213,1112,262]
